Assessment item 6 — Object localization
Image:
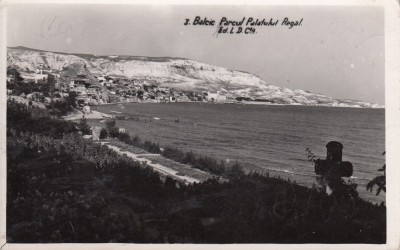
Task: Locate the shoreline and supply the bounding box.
[95,101,385,109]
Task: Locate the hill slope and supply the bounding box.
[7,46,382,108]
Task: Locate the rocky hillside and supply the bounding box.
[7,46,382,108]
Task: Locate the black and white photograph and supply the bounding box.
[1,0,399,247]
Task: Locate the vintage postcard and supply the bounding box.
[1,0,399,249]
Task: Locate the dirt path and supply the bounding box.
[99,142,212,184]
[63,110,113,120]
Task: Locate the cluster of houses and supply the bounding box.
[8,63,231,109]
[18,64,61,85]
[89,74,229,104]
[68,67,109,105]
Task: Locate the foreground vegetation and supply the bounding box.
[7,100,386,243]
[100,119,238,177]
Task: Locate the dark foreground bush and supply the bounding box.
[7,142,386,243]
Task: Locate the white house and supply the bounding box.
[207,91,227,102]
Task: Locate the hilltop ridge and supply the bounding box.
[7,46,382,108]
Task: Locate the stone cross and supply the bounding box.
[314,141,353,194]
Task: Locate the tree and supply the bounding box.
[367,152,386,196]
[105,119,119,138]
[7,67,24,81]
[50,100,73,117]
[67,91,78,107]
[10,81,37,96]
[78,118,91,135]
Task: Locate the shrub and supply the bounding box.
[105,119,116,129]
[162,146,185,162]
[143,140,161,154]
[117,132,131,143]
[108,127,119,138]
[99,128,108,139]
[226,161,245,180]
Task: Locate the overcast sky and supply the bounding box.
[7,4,384,104]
